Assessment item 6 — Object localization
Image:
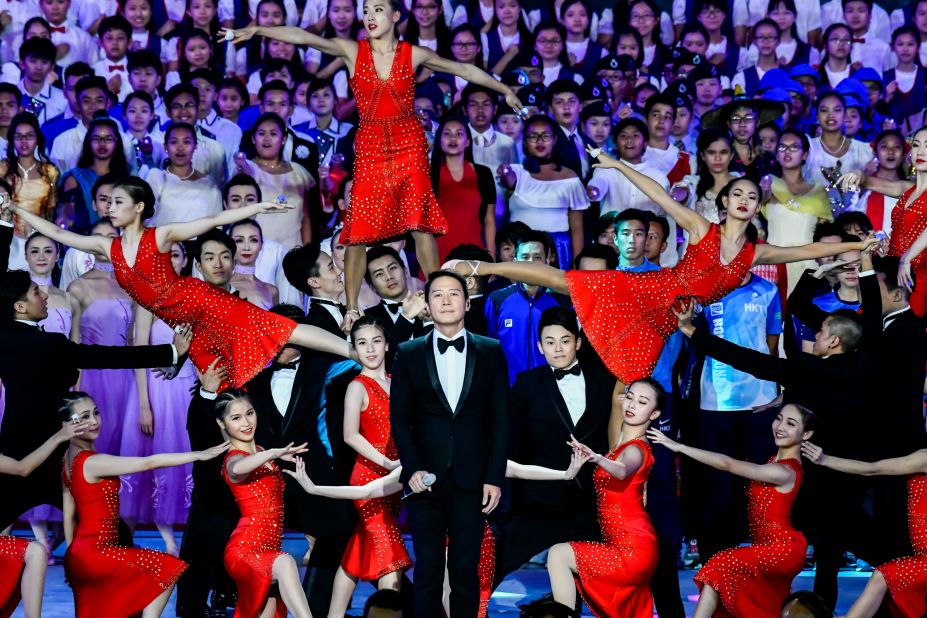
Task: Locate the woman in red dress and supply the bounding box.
[648,392,814,618]
[0,419,87,618]
[59,392,227,618]
[286,441,590,618]
[802,444,927,618]
[450,147,874,386]
[7,178,354,391]
[216,390,313,618]
[222,5,523,332]
[545,378,663,618]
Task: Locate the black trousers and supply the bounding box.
[176,500,236,618]
[493,507,599,587]
[406,475,484,617]
[696,407,778,562]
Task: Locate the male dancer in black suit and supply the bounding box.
[494,306,613,585]
[282,242,345,336]
[0,213,185,530]
[391,269,508,617]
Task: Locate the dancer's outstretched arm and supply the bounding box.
[83,442,229,482]
[838,170,912,198]
[569,436,643,480]
[446,259,569,293]
[802,443,927,476]
[648,429,797,488]
[413,48,524,112]
[754,235,879,265]
[156,201,294,249]
[225,442,307,482]
[221,26,354,60]
[284,457,403,499]
[588,148,710,242]
[5,202,111,256]
[506,451,590,480]
[0,421,88,477]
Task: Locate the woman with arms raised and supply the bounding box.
[5,177,354,391]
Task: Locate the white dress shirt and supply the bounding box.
[17,79,68,125]
[270,358,299,415]
[49,22,100,68]
[92,56,133,102]
[190,127,229,189]
[434,329,467,412]
[308,297,343,325]
[553,362,586,426]
[850,27,891,75]
[821,0,892,45]
[199,109,243,163]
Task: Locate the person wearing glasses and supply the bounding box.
[732,20,783,97]
[696,0,748,79]
[162,83,230,190]
[762,129,832,292]
[817,23,855,90]
[532,22,582,87]
[498,114,590,269]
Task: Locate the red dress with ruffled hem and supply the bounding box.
[0,536,29,618]
[344,39,447,245]
[565,223,755,383]
[889,187,927,316]
[694,458,806,618]
[111,228,296,389]
[570,439,658,618]
[223,449,288,618]
[341,375,411,581]
[63,450,187,617]
[878,474,927,618]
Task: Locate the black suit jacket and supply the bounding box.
[0,222,10,271]
[390,332,508,491]
[365,301,432,370]
[305,299,345,337]
[465,295,489,337]
[186,391,239,520]
[508,363,613,516]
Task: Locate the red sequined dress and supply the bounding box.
[889,186,927,316]
[341,375,411,580]
[695,458,806,618]
[569,439,658,618]
[877,474,927,617]
[565,223,755,383]
[0,536,29,617]
[63,450,186,617]
[222,449,287,618]
[111,227,296,389]
[344,39,447,245]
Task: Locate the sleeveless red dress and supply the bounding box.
[889,186,927,316]
[222,449,287,618]
[695,458,806,618]
[878,474,927,617]
[435,163,485,261]
[565,223,755,383]
[341,375,411,580]
[570,439,658,618]
[63,450,186,617]
[0,536,29,618]
[111,228,296,389]
[344,39,447,245]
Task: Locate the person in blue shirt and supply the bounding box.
[696,270,784,564]
[611,207,686,618]
[485,230,571,384]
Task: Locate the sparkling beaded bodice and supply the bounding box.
[111,227,194,322]
[908,475,927,554]
[890,187,927,270]
[350,40,417,127]
[747,458,802,543]
[675,223,756,305]
[354,375,397,460]
[593,439,654,543]
[223,449,285,550]
[64,451,122,546]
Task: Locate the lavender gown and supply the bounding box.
[79,298,137,456]
[23,306,73,523]
[119,319,195,524]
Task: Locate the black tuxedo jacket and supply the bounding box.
[365,301,432,370]
[508,363,613,516]
[465,295,488,337]
[186,391,239,520]
[390,332,508,491]
[305,299,345,337]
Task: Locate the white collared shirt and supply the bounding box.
[560,125,589,178]
[553,361,586,426]
[14,318,40,328]
[270,358,300,415]
[199,108,243,164]
[49,22,100,68]
[883,306,910,329]
[311,297,343,325]
[92,56,133,102]
[434,328,467,411]
[17,79,68,125]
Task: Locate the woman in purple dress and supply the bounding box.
[119,242,196,554]
[66,219,138,457]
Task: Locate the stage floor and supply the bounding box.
[12,530,870,616]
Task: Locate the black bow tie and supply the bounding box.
[314,298,343,309]
[554,365,581,380]
[438,336,464,354]
[384,303,400,315]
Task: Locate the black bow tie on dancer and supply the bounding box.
[554,365,582,380]
[384,302,401,315]
[314,298,343,309]
[438,337,464,354]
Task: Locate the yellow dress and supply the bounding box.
[0,161,59,237]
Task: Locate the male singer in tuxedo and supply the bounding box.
[390,270,509,617]
[0,215,184,530]
[494,306,613,585]
[282,242,345,336]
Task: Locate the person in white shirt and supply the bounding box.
[819,23,854,90]
[732,19,781,96]
[191,68,242,161]
[821,0,892,44]
[843,0,891,75]
[39,0,99,67]
[464,84,518,216]
[125,50,167,125]
[588,117,677,266]
[0,84,22,160]
[16,37,67,125]
[92,15,133,103]
[757,0,822,66]
[163,83,229,188]
[697,0,749,75]
[733,0,822,46]
[803,91,874,184]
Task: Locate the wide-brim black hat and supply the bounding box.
[700,95,785,130]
